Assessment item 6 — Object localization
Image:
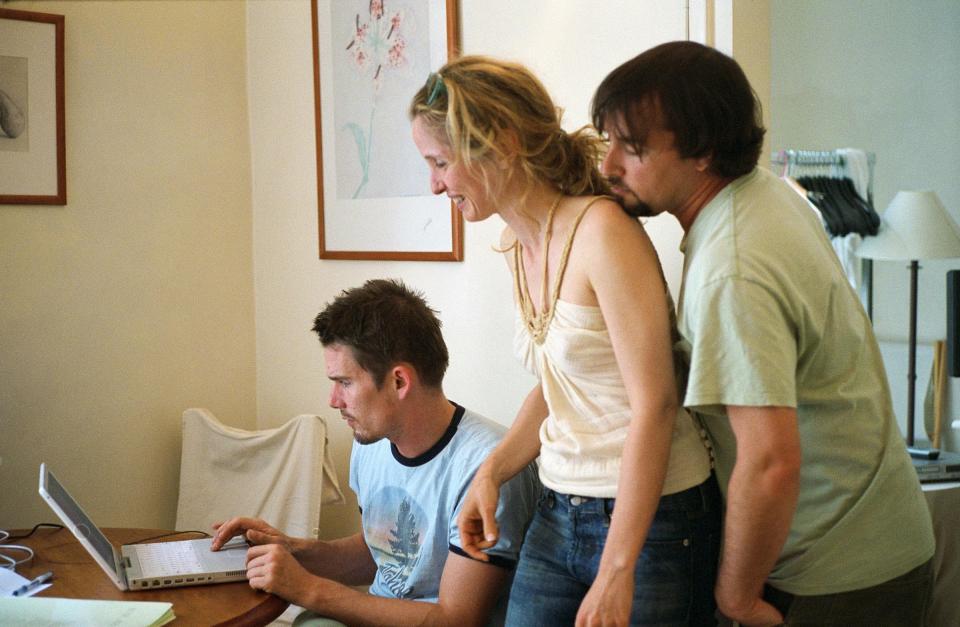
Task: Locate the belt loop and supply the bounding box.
[697,474,718,512]
[697,479,708,511]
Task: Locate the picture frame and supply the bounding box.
[0,8,66,205]
[311,0,462,261]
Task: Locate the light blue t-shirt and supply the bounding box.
[349,402,539,603]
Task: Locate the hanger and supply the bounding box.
[795,175,879,237]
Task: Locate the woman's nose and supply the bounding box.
[430,173,446,195]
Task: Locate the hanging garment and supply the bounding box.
[176,408,345,538]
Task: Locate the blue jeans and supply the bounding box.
[506,475,721,626]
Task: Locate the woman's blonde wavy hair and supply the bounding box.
[409,55,609,201]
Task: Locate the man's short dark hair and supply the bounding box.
[591,41,765,178]
[312,279,449,389]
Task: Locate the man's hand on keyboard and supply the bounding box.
[211,517,290,552]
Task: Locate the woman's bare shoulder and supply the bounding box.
[574,196,648,242]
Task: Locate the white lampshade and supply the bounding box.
[856,190,960,260]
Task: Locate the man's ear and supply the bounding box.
[391,364,415,400]
[694,153,713,172]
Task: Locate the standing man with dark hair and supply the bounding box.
[212,279,539,626]
[592,41,934,626]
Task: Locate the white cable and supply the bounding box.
[0,529,35,570]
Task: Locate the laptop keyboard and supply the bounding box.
[134,540,204,577]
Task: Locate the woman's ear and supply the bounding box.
[497,128,522,168]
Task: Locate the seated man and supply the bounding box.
[212,279,539,626]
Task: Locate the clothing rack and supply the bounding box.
[771,149,877,205]
[771,149,877,318]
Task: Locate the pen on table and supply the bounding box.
[12,571,53,597]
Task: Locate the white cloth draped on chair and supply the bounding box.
[176,408,344,539]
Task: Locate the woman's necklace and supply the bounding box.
[515,193,563,344]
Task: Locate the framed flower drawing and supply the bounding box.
[311,0,462,261]
[0,8,66,205]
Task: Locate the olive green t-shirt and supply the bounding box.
[678,168,934,595]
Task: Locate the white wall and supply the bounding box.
[770,0,960,447]
[0,1,256,530]
[0,0,770,535]
[247,0,696,539]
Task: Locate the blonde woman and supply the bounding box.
[409,56,720,626]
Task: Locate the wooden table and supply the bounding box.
[15,527,288,626]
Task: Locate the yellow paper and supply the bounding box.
[0,597,174,626]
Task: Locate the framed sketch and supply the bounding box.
[0,8,65,205]
[311,0,462,261]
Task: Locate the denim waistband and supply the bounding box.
[541,489,613,516]
[543,473,720,515]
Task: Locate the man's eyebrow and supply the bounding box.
[611,130,642,146]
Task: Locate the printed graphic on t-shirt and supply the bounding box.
[365,486,430,598]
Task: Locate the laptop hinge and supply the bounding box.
[118,555,132,588]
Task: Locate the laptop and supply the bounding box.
[38,462,249,591]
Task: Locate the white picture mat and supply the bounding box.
[317,0,453,253]
[0,17,58,196]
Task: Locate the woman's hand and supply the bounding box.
[575,568,634,627]
[457,471,503,561]
[458,383,545,560]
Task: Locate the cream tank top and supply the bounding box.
[513,197,712,498]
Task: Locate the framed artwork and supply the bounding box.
[311,0,462,261]
[0,8,65,205]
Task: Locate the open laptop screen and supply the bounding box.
[43,467,119,577]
